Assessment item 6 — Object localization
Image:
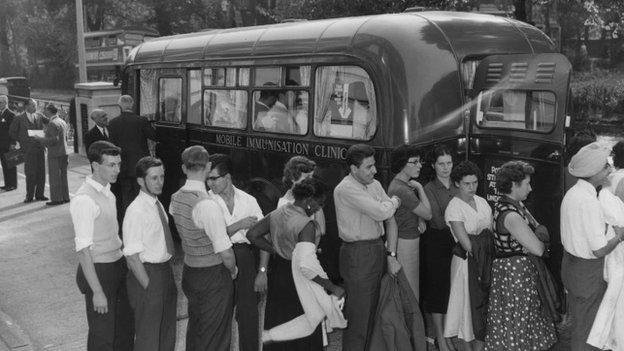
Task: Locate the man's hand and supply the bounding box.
[386,256,402,276]
[534,224,550,242]
[236,216,258,231]
[330,285,346,299]
[254,271,268,293]
[93,291,108,314]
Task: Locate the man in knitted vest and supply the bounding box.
[169,145,238,351]
[70,141,134,350]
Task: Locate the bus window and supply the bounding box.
[252,90,307,135]
[286,66,311,87]
[204,68,225,86]
[188,70,202,125]
[255,67,281,86]
[314,66,377,140]
[476,90,556,132]
[139,69,157,120]
[204,90,248,129]
[239,68,250,86]
[158,78,182,123]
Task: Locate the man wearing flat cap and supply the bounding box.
[560,141,624,351]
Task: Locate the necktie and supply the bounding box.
[103,127,108,139]
[156,200,175,256]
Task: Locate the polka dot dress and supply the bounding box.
[485,256,557,350]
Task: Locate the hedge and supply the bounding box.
[570,69,624,122]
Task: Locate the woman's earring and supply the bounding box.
[307,205,311,210]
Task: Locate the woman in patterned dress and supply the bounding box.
[444,160,492,351]
[485,161,557,350]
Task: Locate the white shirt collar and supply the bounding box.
[576,178,598,195]
[85,176,110,193]
[182,179,207,193]
[137,190,158,205]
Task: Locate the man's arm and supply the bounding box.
[125,254,149,288]
[194,199,237,278]
[77,249,108,314]
[141,117,157,141]
[384,216,401,275]
[8,116,19,143]
[335,183,399,221]
[36,122,60,146]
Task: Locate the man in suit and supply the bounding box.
[84,109,109,151]
[0,95,17,191]
[9,98,47,203]
[35,104,69,205]
[108,95,156,225]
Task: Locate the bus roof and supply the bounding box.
[127,11,555,66]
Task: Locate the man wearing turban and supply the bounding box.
[560,141,624,351]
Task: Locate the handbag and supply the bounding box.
[2,149,25,168]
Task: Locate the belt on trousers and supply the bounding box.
[143,260,171,269]
[342,237,383,246]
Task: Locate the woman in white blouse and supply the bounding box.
[444,160,492,351]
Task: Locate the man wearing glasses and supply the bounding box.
[206,153,263,351]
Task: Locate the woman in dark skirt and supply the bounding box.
[422,144,457,351]
[248,178,328,351]
[485,161,557,350]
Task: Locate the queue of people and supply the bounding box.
[65,101,624,351]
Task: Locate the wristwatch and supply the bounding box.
[259,266,267,273]
[386,251,397,258]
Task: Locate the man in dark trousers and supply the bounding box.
[35,104,69,205]
[207,154,263,351]
[70,141,134,351]
[123,156,177,351]
[9,98,47,202]
[0,95,17,191]
[108,95,156,224]
[84,109,109,151]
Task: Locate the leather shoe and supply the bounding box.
[46,201,63,206]
[36,196,49,201]
[4,186,16,191]
[23,198,34,203]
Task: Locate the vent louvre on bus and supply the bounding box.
[486,63,503,83]
[509,62,528,82]
[535,62,556,84]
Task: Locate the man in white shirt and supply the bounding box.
[207,153,263,351]
[334,144,401,351]
[169,145,237,351]
[123,156,176,351]
[561,141,624,351]
[70,140,134,350]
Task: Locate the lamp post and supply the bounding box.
[75,0,87,83]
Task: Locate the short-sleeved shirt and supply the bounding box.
[560,179,608,259]
[388,177,421,240]
[424,178,459,230]
[269,203,315,260]
[209,187,263,244]
[445,195,492,241]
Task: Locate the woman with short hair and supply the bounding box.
[444,160,492,351]
[485,161,557,350]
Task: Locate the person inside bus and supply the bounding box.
[388,145,432,301]
[205,154,263,351]
[260,90,298,134]
[253,88,278,131]
[444,160,492,351]
[247,177,328,351]
[422,145,457,351]
[485,161,557,351]
[161,96,180,123]
[293,91,309,134]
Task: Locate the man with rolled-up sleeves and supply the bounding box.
[334,143,401,351]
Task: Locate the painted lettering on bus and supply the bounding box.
[215,134,243,147]
[213,133,348,160]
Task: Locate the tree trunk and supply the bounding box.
[0,9,12,75]
[514,0,527,22]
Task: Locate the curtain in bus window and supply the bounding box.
[204,90,247,129]
[139,69,157,120]
[188,70,202,125]
[158,78,182,123]
[314,66,377,140]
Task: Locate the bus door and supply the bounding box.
[147,68,188,208]
[468,53,571,279]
